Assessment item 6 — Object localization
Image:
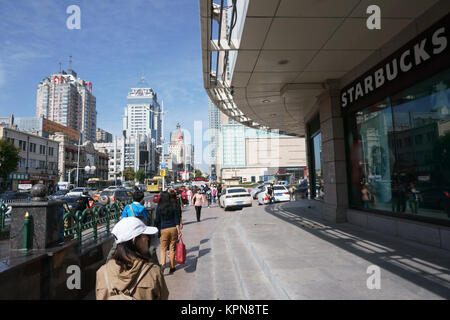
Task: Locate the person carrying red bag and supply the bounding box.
[154,191,182,274]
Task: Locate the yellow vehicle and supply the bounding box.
[146,176,163,193]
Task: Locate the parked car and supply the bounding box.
[0,191,31,202]
[257,185,291,205]
[219,187,252,211]
[98,189,132,205]
[153,193,161,204]
[49,190,69,200]
[66,187,89,197]
[61,195,95,213]
[250,185,265,199]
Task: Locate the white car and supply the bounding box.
[219,187,253,210]
[66,187,88,197]
[257,185,291,205]
[249,185,265,199]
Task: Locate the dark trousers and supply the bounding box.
[195,206,202,222]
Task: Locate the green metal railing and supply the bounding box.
[63,200,133,244]
[1,200,155,249]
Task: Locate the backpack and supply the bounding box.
[103,263,151,300]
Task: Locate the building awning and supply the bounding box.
[200,0,440,136]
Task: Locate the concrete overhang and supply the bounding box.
[200,0,440,136]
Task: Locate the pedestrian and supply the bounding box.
[289,185,294,201]
[192,189,205,222]
[169,189,183,230]
[120,189,150,223]
[267,184,274,204]
[217,184,222,199]
[106,189,160,266]
[407,182,422,214]
[212,186,217,204]
[361,183,372,209]
[206,187,212,208]
[187,187,193,205]
[95,217,169,300]
[155,191,181,274]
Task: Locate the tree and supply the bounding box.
[122,167,135,182]
[0,138,20,180]
[135,170,146,183]
[195,169,203,179]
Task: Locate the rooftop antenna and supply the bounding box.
[68,55,72,72]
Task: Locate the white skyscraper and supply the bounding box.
[121,76,162,176]
[36,62,97,142]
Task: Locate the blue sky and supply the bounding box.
[0,0,210,171]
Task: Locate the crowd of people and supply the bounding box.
[95,183,223,300]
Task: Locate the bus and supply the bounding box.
[87,178,113,192]
[146,176,163,193]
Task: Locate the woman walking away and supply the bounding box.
[169,189,183,230]
[96,217,169,300]
[155,191,181,274]
[206,187,212,208]
[192,189,205,222]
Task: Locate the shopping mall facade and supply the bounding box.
[200,0,450,250]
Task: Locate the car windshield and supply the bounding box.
[274,186,287,191]
[100,191,114,196]
[228,188,247,194]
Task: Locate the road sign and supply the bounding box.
[160,169,166,176]
[161,164,166,169]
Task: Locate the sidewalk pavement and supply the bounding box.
[188,200,450,300]
[88,199,450,300]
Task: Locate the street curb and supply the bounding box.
[234,219,291,300]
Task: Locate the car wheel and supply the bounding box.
[98,195,109,205]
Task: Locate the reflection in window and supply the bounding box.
[347,68,450,221]
[311,133,324,200]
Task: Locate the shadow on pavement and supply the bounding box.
[182,217,217,226]
[264,201,450,299]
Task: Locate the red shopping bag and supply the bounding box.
[175,234,186,265]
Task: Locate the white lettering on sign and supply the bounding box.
[366,5,381,30]
[341,24,448,108]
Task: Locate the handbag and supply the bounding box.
[175,233,186,265]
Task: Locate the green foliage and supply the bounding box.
[122,167,135,182]
[195,169,203,178]
[135,170,146,183]
[0,138,20,180]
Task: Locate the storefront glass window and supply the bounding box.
[347,68,450,222]
[311,133,324,200]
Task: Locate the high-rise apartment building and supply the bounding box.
[96,128,113,143]
[36,66,97,142]
[121,76,162,176]
[208,98,220,171]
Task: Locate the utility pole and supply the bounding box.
[76,134,81,187]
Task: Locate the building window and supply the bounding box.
[346,68,450,222]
